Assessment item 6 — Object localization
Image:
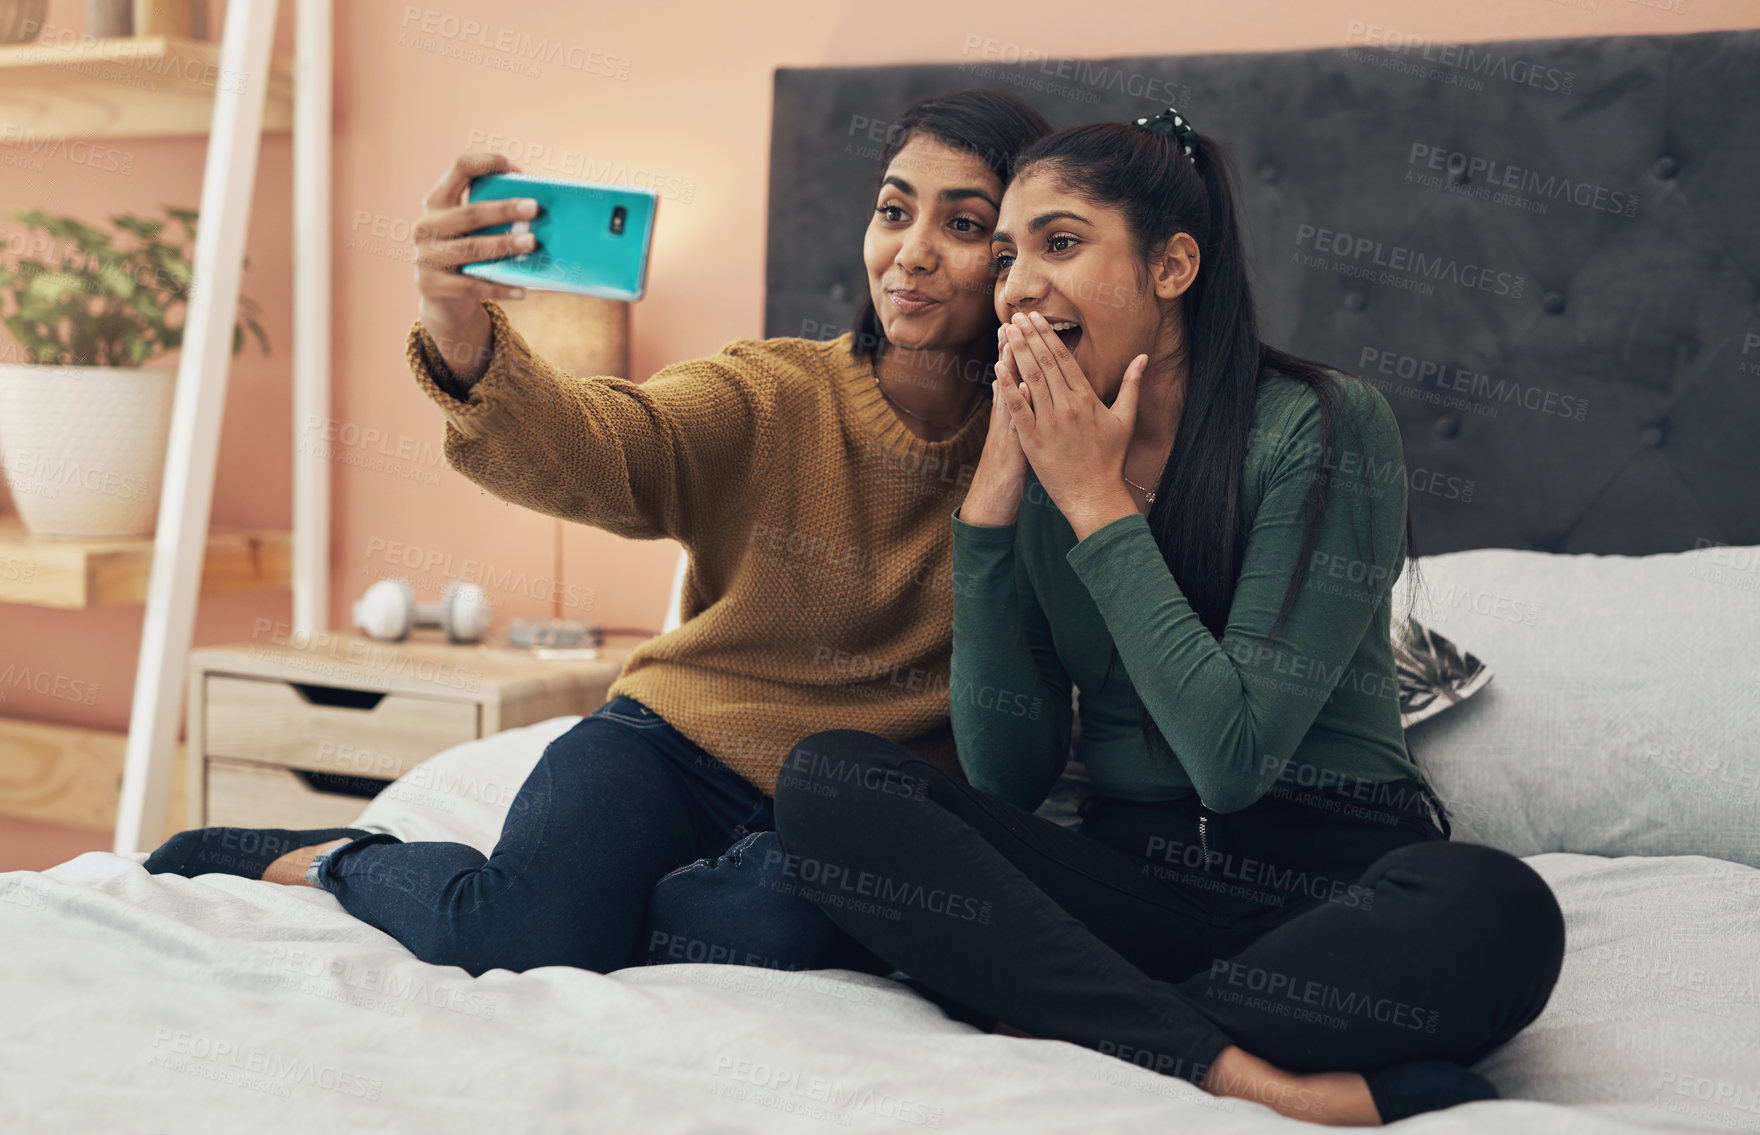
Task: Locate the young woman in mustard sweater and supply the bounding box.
[772,109,1566,1126]
[145,89,1050,978]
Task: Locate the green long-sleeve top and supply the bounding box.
[949,367,1420,814]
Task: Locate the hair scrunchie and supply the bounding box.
[1132,106,1197,160]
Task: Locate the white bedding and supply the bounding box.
[9,530,1760,1135]
[3,844,1755,1132]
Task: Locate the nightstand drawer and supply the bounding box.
[187,634,639,828]
[206,757,384,829]
[205,674,479,780]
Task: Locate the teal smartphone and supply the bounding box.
[459,172,658,300]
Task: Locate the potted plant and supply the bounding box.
[0,205,269,539]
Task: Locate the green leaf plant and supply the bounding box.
[0,205,271,368]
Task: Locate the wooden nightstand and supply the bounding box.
[185,632,639,829]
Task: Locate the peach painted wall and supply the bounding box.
[1,0,1755,737]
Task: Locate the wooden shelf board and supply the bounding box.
[0,512,291,608]
[0,35,293,140]
[0,714,187,836]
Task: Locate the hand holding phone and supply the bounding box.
[412,152,540,384]
[459,172,658,301]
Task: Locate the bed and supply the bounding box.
[5,28,1759,1134]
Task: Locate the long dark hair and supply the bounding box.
[1014,121,1448,833]
[849,88,1052,385]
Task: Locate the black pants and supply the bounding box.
[771,730,1565,1084]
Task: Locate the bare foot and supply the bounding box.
[1201,1045,1381,1126]
[261,838,351,887]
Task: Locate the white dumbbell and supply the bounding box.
[352,578,494,643]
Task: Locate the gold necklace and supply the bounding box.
[1122,474,1157,505]
[1123,441,1175,505]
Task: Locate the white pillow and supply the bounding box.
[1483,852,1760,1128]
[1390,543,1760,866]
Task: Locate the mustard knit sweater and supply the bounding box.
[407,300,991,792]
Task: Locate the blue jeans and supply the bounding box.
[309,696,870,977]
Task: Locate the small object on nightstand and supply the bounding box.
[85,0,132,38]
[507,617,604,650]
[2,0,46,43]
[352,578,493,643]
[131,0,194,38]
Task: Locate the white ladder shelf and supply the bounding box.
[114,0,332,853]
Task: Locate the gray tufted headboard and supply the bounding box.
[765,30,1759,556]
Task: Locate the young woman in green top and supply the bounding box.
[772,108,1566,1126]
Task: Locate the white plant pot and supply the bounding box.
[0,362,178,540]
